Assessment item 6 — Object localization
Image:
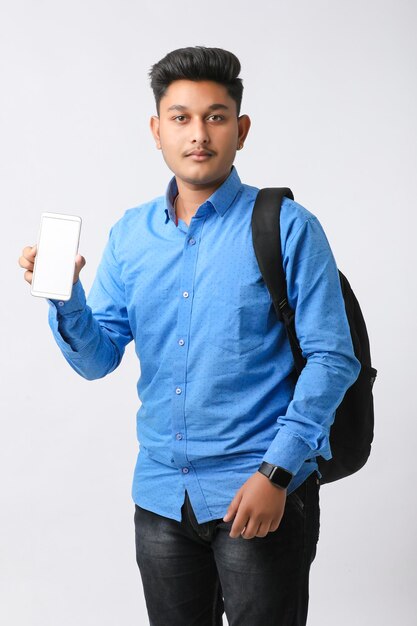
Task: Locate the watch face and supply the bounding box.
[258,462,293,488]
[270,466,292,488]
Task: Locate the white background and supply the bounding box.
[1,1,416,624]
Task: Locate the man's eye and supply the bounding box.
[208,115,224,121]
[174,115,186,122]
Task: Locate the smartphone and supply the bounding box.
[31,212,82,301]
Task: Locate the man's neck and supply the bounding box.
[174,194,201,226]
[174,170,230,226]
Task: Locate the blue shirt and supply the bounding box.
[48,166,360,523]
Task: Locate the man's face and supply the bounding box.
[150,79,250,189]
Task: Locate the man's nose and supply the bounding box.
[190,118,210,144]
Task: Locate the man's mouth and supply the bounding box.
[186,150,214,161]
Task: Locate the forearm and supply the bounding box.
[262,350,360,474]
[47,280,123,380]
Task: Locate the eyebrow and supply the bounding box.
[166,103,230,112]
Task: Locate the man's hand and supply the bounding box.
[223,470,287,539]
[18,245,86,285]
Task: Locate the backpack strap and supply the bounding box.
[251,188,306,375]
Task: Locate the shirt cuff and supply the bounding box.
[47,280,86,315]
[262,428,314,476]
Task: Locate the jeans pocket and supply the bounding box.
[288,491,305,516]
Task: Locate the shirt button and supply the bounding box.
[175,387,182,395]
[182,467,189,474]
[188,237,196,246]
[178,339,185,346]
[182,291,189,298]
[58,301,65,307]
[176,433,183,440]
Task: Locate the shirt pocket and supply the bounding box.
[209,282,272,356]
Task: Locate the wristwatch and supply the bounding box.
[258,461,293,490]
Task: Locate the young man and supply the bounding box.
[19,47,360,625]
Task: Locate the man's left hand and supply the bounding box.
[223,471,287,539]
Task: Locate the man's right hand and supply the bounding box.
[18,245,86,286]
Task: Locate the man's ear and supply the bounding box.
[150,115,161,149]
[237,114,251,150]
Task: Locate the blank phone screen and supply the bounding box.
[32,213,81,300]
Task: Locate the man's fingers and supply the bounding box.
[229,509,250,538]
[19,242,35,271]
[73,254,86,284]
[19,255,34,271]
[223,488,243,522]
[20,245,85,288]
[255,521,271,538]
[22,245,37,261]
[231,516,274,540]
[269,518,282,533]
[19,245,36,284]
[239,517,261,539]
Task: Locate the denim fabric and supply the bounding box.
[134,472,320,626]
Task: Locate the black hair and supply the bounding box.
[149,46,243,116]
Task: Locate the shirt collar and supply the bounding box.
[164,165,243,225]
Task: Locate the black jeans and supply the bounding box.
[134,472,320,626]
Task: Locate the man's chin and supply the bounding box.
[174,164,232,188]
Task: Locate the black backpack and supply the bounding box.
[251,188,377,484]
